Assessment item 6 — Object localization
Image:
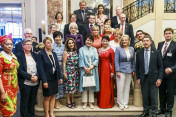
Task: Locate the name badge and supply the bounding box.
[167,53,172,57]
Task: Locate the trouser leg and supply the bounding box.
[123,73,131,106]
[116,73,125,106]
[141,77,150,113]
[82,90,88,103]
[88,88,94,103]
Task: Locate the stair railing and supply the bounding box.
[123,0,154,23]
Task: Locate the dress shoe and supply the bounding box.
[156,110,165,115]
[89,103,94,109]
[165,112,172,117]
[82,103,87,109]
[141,112,149,117]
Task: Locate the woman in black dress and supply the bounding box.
[38,37,62,117]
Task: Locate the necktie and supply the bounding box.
[121,23,124,34]
[82,10,85,21]
[90,25,93,34]
[163,42,168,58]
[144,50,149,74]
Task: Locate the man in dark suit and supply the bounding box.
[115,13,135,46]
[15,28,38,54]
[136,35,163,117]
[64,14,83,38]
[82,13,97,40]
[111,6,128,28]
[157,28,176,117]
[73,1,90,25]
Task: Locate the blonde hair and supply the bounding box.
[92,25,100,38]
[113,28,123,37]
[120,35,130,47]
[43,36,53,44]
[102,25,112,34]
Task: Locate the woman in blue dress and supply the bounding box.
[52,31,65,109]
[79,35,99,109]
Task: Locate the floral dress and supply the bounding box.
[0,52,19,116]
[64,51,79,93]
[95,15,108,33]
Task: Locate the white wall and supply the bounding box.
[134,20,155,41]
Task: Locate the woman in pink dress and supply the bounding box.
[96,4,108,33]
[91,25,102,50]
[97,35,115,108]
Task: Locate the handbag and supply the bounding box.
[82,55,96,87]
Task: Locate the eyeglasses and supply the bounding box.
[4,43,13,46]
[26,33,32,35]
[25,44,32,46]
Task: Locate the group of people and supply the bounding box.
[0,1,175,117]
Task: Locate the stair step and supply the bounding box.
[35,105,143,116]
[59,93,133,105]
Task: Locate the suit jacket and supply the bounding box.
[38,49,61,83]
[111,16,128,28]
[64,23,83,38]
[16,51,39,85]
[115,46,135,73]
[82,23,100,41]
[115,23,135,47]
[74,9,90,25]
[136,48,163,84]
[157,40,176,79]
[15,42,38,55]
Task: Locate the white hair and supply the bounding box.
[24,28,33,34]
[69,22,78,31]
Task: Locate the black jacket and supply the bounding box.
[136,47,163,84]
[16,51,39,85]
[111,16,128,28]
[157,40,176,79]
[115,23,135,46]
[38,49,61,83]
[74,9,90,25]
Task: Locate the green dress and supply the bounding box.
[64,51,79,93]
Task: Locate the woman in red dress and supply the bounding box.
[0,35,19,117]
[97,35,115,108]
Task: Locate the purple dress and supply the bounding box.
[65,33,84,54]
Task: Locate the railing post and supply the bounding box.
[138,0,140,19]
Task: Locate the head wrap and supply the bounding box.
[0,34,13,46]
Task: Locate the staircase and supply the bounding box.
[35,82,143,116]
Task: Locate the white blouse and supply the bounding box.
[125,49,131,61]
[24,55,38,86]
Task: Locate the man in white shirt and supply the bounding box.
[115,13,135,46]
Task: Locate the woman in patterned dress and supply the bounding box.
[63,38,79,109]
[0,35,19,117]
[52,31,65,109]
[95,4,108,33]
